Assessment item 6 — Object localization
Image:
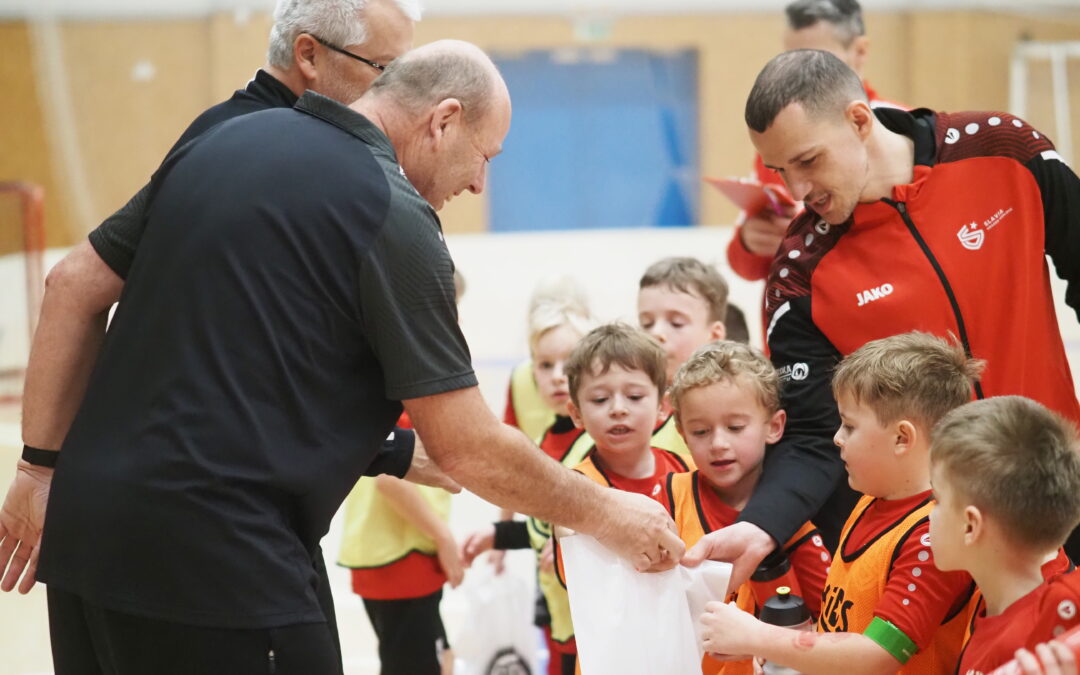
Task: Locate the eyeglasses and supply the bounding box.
[311,35,386,72]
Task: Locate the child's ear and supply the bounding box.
[963,505,983,546]
[709,320,726,341]
[894,420,918,456]
[766,409,786,444]
[566,400,585,429]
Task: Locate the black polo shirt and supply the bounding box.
[37,92,477,628]
[89,69,297,279]
[87,69,414,478]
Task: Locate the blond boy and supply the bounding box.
[700,332,981,674]
[667,341,831,674]
[930,396,1080,675]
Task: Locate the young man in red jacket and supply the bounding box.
[727,0,904,283]
[686,48,1080,591]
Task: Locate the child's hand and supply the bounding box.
[460,525,495,567]
[539,539,555,575]
[1014,641,1077,675]
[700,600,760,660]
[487,549,507,575]
[437,534,465,588]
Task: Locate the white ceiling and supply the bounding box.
[3,0,1080,20]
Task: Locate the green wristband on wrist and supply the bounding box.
[864,616,918,664]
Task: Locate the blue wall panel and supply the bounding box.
[489,49,699,231]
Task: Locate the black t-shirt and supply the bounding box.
[37,92,477,629]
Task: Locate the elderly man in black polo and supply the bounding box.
[5,41,683,674]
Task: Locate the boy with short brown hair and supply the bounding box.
[699,332,982,675]
[930,396,1080,675]
[637,256,729,455]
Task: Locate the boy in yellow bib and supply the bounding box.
[699,332,982,674]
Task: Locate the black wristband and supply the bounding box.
[493,520,530,550]
[21,445,59,468]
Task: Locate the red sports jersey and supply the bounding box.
[538,416,592,463]
[959,569,1080,675]
[576,446,692,500]
[659,470,831,616]
[837,491,974,652]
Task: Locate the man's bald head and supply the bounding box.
[358,40,511,212]
[368,39,506,125]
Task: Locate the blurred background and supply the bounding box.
[2,0,1080,673]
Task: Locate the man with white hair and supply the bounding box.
[18,40,681,674]
[0,0,419,670]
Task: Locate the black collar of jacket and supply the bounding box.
[249,69,299,109]
[294,90,397,161]
[874,106,938,167]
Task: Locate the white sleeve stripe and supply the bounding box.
[766,301,791,343]
[1042,149,1066,165]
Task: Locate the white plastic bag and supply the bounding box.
[453,564,537,675]
[560,532,732,675]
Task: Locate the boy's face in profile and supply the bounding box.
[531,324,580,417]
[833,391,899,497]
[677,378,785,507]
[568,361,661,457]
[928,463,967,572]
[637,284,725,385]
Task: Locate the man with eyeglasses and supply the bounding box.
[0,0,420,671]
[9,39,683,674]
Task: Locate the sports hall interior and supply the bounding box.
[2,1,1080,672]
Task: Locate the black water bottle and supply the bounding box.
[750,550,804,611]
[758,586,813,675]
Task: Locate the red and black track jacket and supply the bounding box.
[742,107,1080,549]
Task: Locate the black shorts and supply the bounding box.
[362,589,448,674]
[47,587,340,675]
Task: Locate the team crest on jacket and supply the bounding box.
[957,207,1014,251]
[957,223,985,250]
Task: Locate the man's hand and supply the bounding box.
[435,533,464,589]
[0,460,53,594]
[739,207,795,257]
[403,436,461,493]
[590,490,684,572]
[682,521,776,591]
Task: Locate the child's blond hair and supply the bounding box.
[670,341,780,419]
[528,302,595,356]
[639,257,729,323]
[565,323,666,407]
[931,396,1080,550]
[831,332,984,428]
